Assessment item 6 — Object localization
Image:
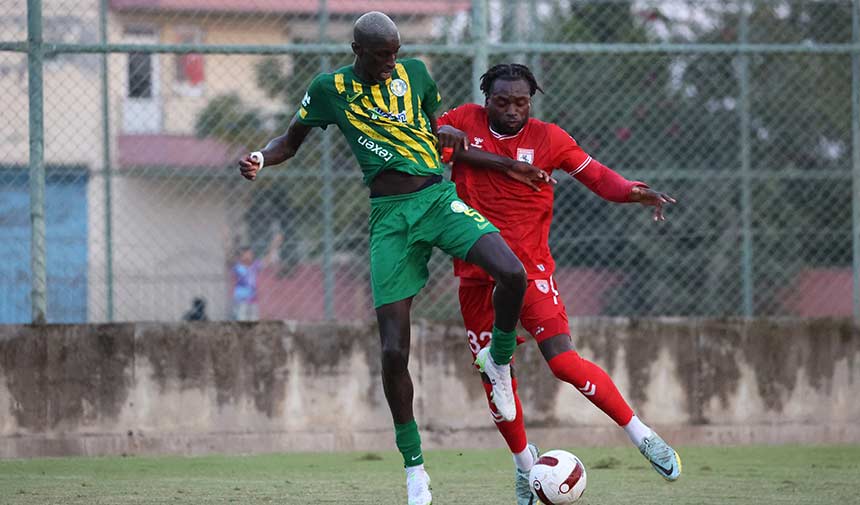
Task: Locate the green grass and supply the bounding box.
[1,445,858,504]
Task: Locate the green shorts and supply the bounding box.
[369,179,499,308]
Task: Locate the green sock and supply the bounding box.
[490,326,517,365]
[395,419,424,467]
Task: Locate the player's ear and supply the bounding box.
[351,41,361,56]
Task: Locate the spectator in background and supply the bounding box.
[230,231,283,321]
[182,297,208,321]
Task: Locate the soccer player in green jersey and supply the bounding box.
[238,11,549,505]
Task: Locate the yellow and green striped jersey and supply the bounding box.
[296,58,444,186]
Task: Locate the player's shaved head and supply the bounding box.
[351,11,401,82]
[353,11,400,46]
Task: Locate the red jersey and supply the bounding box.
[439,103,594,282]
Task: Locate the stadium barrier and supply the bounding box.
[1,318,857,458]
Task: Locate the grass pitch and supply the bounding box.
[1,445,858,504]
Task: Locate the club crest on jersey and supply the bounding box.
[450,200,468,213]
[516,148,535,164]
[471,137,484,148]
[389,78,408,97]
[535,280,550,294]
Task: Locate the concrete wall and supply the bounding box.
[0,318,858,458]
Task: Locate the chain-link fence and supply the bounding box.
[1,0,858,323]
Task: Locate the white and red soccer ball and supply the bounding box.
[529,449,587,504]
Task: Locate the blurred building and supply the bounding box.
[0,0,470,322]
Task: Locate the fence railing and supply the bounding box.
[2,0,859,323]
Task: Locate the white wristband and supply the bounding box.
[250,151,265,170]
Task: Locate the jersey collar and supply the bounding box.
[489,124,525,140]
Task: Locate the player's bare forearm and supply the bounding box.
[455,148,555,190]
[454,147,515,172]
[239,116,312,181]
[261,116,312,166]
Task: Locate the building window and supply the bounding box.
[128,51,153,98]
[122,24,162,133]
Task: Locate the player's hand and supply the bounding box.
[437,125,469,162]
[238,153,262,181]
[631,186,677,221]
[505,160,557,191]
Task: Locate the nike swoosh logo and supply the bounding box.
[653,460,674,477]
[346,92,362,103]
[411,454,422,461]
[477,222,490,230]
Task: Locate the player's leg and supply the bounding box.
[524,276,681,481]
[459,281,537,505]
[429,182,525,421]
[376,298,433,504]
[464,233,526,333]
[369,195,434,505]
[463,234,526,422]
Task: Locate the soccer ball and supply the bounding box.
[529,449,587,504]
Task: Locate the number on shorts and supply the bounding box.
[467,330,493,355]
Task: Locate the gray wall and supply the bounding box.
[1,318,858,458]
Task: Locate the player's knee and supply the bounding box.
[496,260,526,294]
[547,349,582,380]
[380,341,409,374]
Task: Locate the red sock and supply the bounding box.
[548,350,634,426]
[483,377,528,453]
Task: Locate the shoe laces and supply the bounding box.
[641,435,673,463]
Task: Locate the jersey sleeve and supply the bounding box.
[295,73,334,128]
[548,124,592,175]
[437,104,469,128]
[413,59,442,117]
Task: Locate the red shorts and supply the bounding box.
[459,276,570,360]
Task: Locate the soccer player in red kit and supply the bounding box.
[437,63,681,504]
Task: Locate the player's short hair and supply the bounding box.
[353,11,400,45]
[479,63,544,98]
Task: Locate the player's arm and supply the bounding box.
[565,152,677,221]
[239,116,313,181]
[550,124,675,220]
[240,74,333,181]
[454,143,555,191]
[435,111,554,191]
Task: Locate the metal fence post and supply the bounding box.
[852,0,860,321]
[100,0,114,322]
[528,0,542,118]
[472,0,488,104]
[320,0,335,320]
[27,0,47,324]
[739,0,754,317]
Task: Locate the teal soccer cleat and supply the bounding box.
[638,432,682,481]
[515,443,540,505]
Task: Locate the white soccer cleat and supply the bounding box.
[406,468,432,505]
[475,347,516,422]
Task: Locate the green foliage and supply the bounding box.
[539,0,852,316]
[194,93,269,150]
